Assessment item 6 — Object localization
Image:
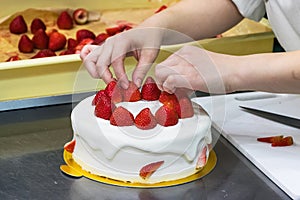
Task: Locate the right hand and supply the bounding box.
[80,28,162,89]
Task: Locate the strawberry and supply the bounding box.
[30,18,46,34]
[122,81,141,102]
[104,80,123,103]
[139,161,164,179]
[74,38,94,53]
[94,93,115,120]
[32,29,49,49]
[31,49,56,59]
[5,55,21,62]
[135,108,157,130]
[110,106,134,126]
[257,135,284,143]
[73,8,88,25]
[176,96,194,118]
[105,26,122,36]
[141,76,161,101]
[18,34,34,53]
[76,29,96,43]
[92,33,109,45]
[155,5,167,13]
[92,89,107,105]
[48,31,67,51]
[9,15,27,34]
[59,48,75,56]
[158,91,179,111]
[57,11,73,30]
[64,140,76,153]
[46,28,58,37]
[155,105,178,127]
[196,146,208,169]
[271,136,293,147]
[67,38,78,50]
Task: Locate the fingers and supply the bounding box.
[132,49,159,87]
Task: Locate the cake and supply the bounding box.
[65,77,212,184]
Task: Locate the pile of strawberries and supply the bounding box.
[93,77,195,130]
[6,8,133,61]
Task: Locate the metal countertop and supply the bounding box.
[0,102,291,200]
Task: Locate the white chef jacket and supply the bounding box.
[232,0,300,51]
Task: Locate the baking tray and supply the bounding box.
[0,0,274,108]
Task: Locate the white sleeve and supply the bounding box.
[231,0,266,21]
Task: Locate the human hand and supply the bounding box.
[155,45,235,94]
[80,28,163,89]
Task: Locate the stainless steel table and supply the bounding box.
[0,102,291,200]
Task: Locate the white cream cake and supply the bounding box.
[70,95,212,184]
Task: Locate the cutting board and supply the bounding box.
[193,92,300,200]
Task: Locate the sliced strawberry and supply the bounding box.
[155,5,167,13]
[92,33,109,45]
[9,15,27,34]
[105,26,122,36]
[110,106,134,126]
[196,146,208,169]
[64,140,76,153]
[176,96,194,118]
[155,104,178,127]
[30,18,46,34]
[32,29,49,49]
[57,11,73,30]
[76,29,96,43]
[74,38,94,53]
[92,89,107,105]
[271,136,293,147]
[139,161,164,179]
[59,48,76,56]
[48,31,67,51]
[141,77,161,101]
[73,8,88,25]
[135,108,157,130]
[105,80,123,103]
[31,49,56,59]
[18,34,34,53]
[67,38,78,50]
[158,91,179,112]
[257,135,284,143]
[5,55,21,62]
[122,81,141,102]
[94,93,115,120]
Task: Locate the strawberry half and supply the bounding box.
[31,49,56,59]
[48,31,67,51]
[257,135,284,143]
[18,34,34,53]
[105,26,122,36]
[64,140,76,153]
[155,5,168,13]
[9,15,27,34]
[94,93,115,120]
[176,96,194,118]
[59,49,76,56]
[110,106,134,126]
[141,77,161,101]
[271,136,293,147]
[57,11,73,30]
[93,33,109,45]
[105,80,123,103]
[135,108,157,130]
[74,38,94,53]
[196,146,208,169]
[67,38,78,50]
[122,81,141,102]
[92,89,107,106]
[139,161,164,180]
[6,55,21,62]
[30,18,46,34]
[76,29,96,43]
[155,105,178,127]
[32,29,49,49]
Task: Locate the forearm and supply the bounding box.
[231,51,300,93]
[138,0,243,43]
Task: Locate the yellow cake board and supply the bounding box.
[60,150,217,188]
